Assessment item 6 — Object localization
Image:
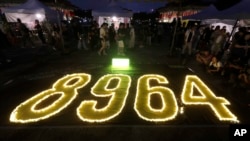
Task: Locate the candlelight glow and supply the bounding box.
[134,74,178,122]
[181,75,239,122]
[9,73,238,124]
[77,74,131,122]
[10,73,91,123]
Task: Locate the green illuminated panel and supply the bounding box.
[112,58,130,68]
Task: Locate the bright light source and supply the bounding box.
[36,13,42,19]
[112,58,130,68]
[112,16,117,21]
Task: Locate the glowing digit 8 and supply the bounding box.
[77,74,131,122]
[10,73,91,123]
[134,74,178,122]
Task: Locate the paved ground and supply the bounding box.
[0,38,250,141]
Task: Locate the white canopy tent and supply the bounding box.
[92,2,133,29]
[2,0,59,29]
[184,0,250,26]
[184,0,250,37]
[183,5,236,26]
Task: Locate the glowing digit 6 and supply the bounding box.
[77,74,131,122]
[134,74,178,122]
[10,73,91,123]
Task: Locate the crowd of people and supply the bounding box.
[70,20,165,56]
[0,17,74,66]
[191,25,250,91]
[0,18,65,52]
[0,17,166,65]
[1,17,250,92]
[166,20,249,92]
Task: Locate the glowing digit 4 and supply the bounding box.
[10,73,91,123]
[181,75,238,122]
[77,74,131,122]
[9,73,239,124]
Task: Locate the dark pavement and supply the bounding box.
[0,38,250,141]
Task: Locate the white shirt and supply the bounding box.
[209,61,222,68]
[100,27,106,39]
[130,27,135,38]
[185,29,195,42]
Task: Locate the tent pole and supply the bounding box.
[230,19,239,39]
[169,0,182,56]
[169,18,178,56]
[225,19,238,49]
[55,0,66,53]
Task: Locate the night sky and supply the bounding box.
[68,0,167,12]
[67,0,241,12]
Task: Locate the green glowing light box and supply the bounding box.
[112,58,130,68]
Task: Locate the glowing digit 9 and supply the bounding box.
[77,74,131,122]
[181,75,238,122]
[134,74,178,122]
[10,73,91,123]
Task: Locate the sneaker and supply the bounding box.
[6,59,11,63]
[52,47,57,51]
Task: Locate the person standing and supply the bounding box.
[129,23,135,49]
[182,26,196,56]
[105,24,110,49]
[180,25,196,65]
[0,29,12,65]
[17,18,33,48]
[34,19,46,44]
[77,24,88,50]
[117,23,126,55]
[211,28,227,56]
[98,23,108,55]
[108,23,116,48]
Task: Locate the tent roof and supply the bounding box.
[92,2,133,17]
[183,4,220,20]
[158,2,208,12]
[184,0,250,20]
[2,0,55,14]
[215,0,250,19]
[2,0,59,23]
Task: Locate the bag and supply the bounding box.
[118,40,124,48]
